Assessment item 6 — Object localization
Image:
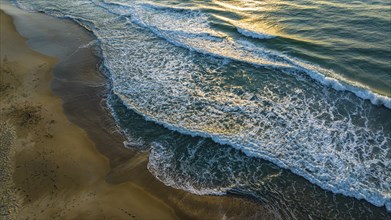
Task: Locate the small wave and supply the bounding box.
[140,2,194,13]
[237,27,276,39]
[212,0,264,12]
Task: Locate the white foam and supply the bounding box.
[147,142,231,196]
[114,83,391,211]
[97,0,391,109]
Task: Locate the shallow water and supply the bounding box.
[12,0,391,217]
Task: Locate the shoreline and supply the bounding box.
[0,6,178,220]
[1,2,273,219]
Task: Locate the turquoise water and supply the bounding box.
[13,0,391,218]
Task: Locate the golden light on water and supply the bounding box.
[213,0,266,12]
[210,0,345,45]
[210,0,282,38]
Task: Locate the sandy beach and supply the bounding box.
[0,2,273,220]
[0,8,179,220]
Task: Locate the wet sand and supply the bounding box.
[0,2,272,220]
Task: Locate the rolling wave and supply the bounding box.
[96,0,391,109]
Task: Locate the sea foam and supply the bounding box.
[95,0,391,109]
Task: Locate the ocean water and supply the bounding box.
[12,0,391,218]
